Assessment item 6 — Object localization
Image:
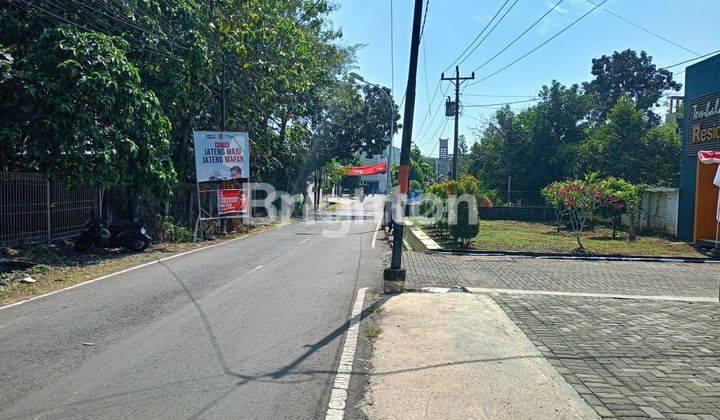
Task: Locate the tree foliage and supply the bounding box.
[468,50,682,196]
[541,174,610,252]
[583,49,681,124]
[582,96,680,185]
[0,0,396,202]
[2,26,175,196]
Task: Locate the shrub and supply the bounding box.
[149,215,192,243]
[542,174,609,252]
[597,177,642,241]
[421,175,483,245]
[446,175,480,246]
[421,182,449,233]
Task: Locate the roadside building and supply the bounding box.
[359,145,400,193]
[677,53,720,245]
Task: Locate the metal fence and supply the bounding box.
[0,172,99,247]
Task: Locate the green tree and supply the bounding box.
[410,145,434,186]
[581,96,679,185]
[0,0,365,197]
[4,26,175,196]
[321,158,347,191]
[467,81,591,199]
[583,49,681,124]
[466,106,531,202]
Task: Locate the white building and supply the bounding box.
[360,145,401,193]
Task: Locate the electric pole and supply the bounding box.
[441,66,474,179]
[384,0,424,292]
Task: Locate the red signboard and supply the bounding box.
[217,189,247,214]
[346,162,387,176]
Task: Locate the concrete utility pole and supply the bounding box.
[383,0,424,292]
[441,66,474,179]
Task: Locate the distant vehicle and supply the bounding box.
[74,215,151,252]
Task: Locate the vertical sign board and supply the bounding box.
[192,131,250,240]
[193,131,250,181]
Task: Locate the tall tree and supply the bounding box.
[583,49,681,124]
[2,26,175,196]
[581,96,680,185]
[468,81,591,195]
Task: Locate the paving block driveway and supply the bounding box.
[404,251,720,299]
[404,251,720,418]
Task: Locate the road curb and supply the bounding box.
[429,248,720,264]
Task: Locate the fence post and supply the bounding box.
[46,178,51,244]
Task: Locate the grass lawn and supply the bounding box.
[418,219,707,258]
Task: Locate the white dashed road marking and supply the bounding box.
[325,287,368,420]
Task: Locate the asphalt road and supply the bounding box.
[0,196,385,419]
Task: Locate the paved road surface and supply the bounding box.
[0,196,384,419]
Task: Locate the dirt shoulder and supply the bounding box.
[0,223,278,307]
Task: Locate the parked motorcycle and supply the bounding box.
[74,215,151,252]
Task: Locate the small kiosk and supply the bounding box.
[677,53,720,246]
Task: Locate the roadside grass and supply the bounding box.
[0,224,277,307]
[417,219,705,258]
[364,325,382,338]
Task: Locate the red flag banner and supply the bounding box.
[346,162,388,176]
[699,150,720,164]
[217,189,247,214]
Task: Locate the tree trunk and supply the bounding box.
[612,215,618,238]
[507,175,512,205]
[628,207,637,242]
[555,209,562,234]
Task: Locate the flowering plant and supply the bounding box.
[542,174,610,252]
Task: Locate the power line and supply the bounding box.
[463,93,534,97]
[420,114,449,150]
[442,0,511,73]
[582,0,699,56]
[468,0,606,86]
[414,83,450,144]
[419,0,430,41]
[456,0,520,68]
[413,80,443,141]
[299,0,324,22]
[660,48,720,70]
[422,39,431,117]
[14,0,185,60]
[464,98,539,107]
[429,137,440,156]
[415,94,448,146]
[470,0,564,73]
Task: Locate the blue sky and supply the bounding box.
[330,0,720,156]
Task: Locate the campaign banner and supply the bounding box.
[217,189,247,214]
[193,131,250,182]
[346,161,387,176]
